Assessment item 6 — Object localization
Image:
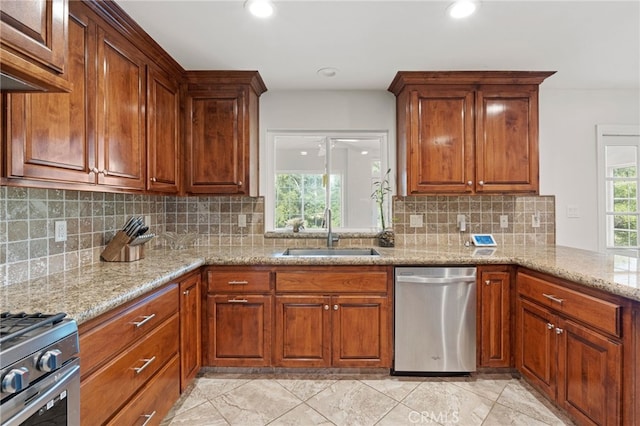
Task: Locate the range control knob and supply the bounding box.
[38,349,63,372]
[2,367,30,393]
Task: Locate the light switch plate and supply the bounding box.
[567,205,580,218]
[500,215,509,228]
[409,214,423,228]
[238,214,247,228]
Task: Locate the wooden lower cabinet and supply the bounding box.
[477,265,512,368]
[274,266,392,368]
[516,270,628,426]
[179,271,201,391]
[107,355,180,426]
[205,294,272,366]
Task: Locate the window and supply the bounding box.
[597,125,640,252]
[265,131,389,232]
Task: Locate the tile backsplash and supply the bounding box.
[1,186,554,286]
[394,195,555,246]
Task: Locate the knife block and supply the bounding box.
[101,231,145,262]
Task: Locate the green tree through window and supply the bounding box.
[275,173,342,229]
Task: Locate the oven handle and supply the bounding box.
[2,358,80,426]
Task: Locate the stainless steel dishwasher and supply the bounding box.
[393,266,477,375]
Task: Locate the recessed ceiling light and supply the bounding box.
[245,0,275,18]
[300,151,308,156]
[447,0,478,19]
[317,67,339,78]
[361,151,369,155]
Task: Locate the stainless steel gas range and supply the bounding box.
[0,313,80,426]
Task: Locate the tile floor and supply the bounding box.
[161,370,574,425]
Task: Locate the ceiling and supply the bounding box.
[117,0,640,91]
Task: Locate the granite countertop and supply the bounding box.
[2,244,639,325]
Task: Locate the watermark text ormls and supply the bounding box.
[408,410,460,424]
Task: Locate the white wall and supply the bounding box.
[259,88,640,251]
[539,89,640,251]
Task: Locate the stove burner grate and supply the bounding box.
[0,312,67,346]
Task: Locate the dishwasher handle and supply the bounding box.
[395,275,476,284]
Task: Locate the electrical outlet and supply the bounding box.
[238,214,247,228]
[457,214,466,231]
[54,221,67,242]
[567,205,580,218]
[500,215,509,228]
[531,213,541,228]
[144,215,151,226]
[409,214,423,228]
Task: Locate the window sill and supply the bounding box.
[264,231,382,239]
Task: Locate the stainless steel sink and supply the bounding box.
[281,248,380,257]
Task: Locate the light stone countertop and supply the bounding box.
[2,244,639,325]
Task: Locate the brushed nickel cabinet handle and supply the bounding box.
[132,314,156,328]
[133,356,156,374]
[141,411,157,426]
[547,323,554,330]
[542,293,564,304]
[183,289,190,296]
[485,280,491,285]
[228,299,248,303]
[150,177,157,182]
[555,327,564,335]
[228,280,249,285]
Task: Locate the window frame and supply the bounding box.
[596,124,640,253]
[264,130,390,233]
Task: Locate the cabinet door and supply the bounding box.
[274,295,331,367]
[516,298,557,399]
[206,294,271,367]
[0,0,71,91]
[95,26,146,190]
[5,8,95,185]
[332,295,391,367]
[475,85,539,193]
[478,266,512,367]
[179,273,201,392]
[557,318,622,426]
[407,86,475,194]
[147,66,180,193]
[185,90,248,194]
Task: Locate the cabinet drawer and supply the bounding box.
[80,315,179,425]
[80,283,178,378]
[207,270,271,293]
[276,271,388,293]
[107,355,180,426]
[517,272,621,337]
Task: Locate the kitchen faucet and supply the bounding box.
[323,208,339,247]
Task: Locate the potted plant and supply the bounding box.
[286,217,305,233]
[371,168,394,247]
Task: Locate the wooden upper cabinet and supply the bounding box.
[4,6,95,185]
[0,0,72,91]
[95,26,146,190]
[408,86,475,194]
[475,85,540,193]
[183,71,267,195]
[147,66,180,193]
[389,71,555,195]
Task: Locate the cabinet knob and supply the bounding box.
[479,181,484,186]
[555,327,564,335]
[150,177,157,182]
[485,280,491,286]
[546,322,554,330]
[90,167,99,174]
[237,181,243,186]
[324,305,329,310]
[333,304,338,311]
[467,180,473,186]
[183,289,190,296]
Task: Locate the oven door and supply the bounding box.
[1,358,80,426]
